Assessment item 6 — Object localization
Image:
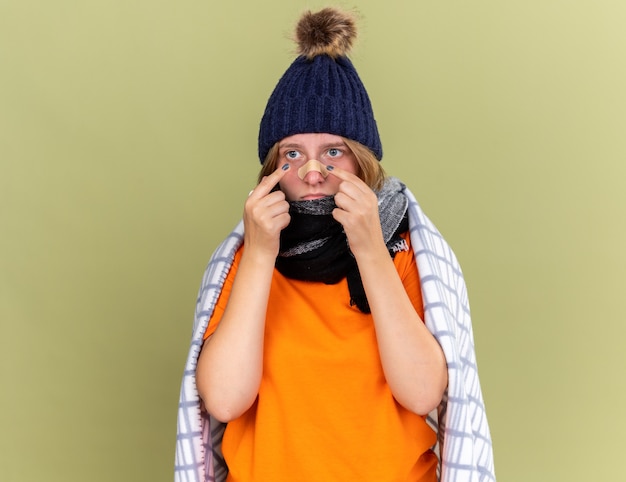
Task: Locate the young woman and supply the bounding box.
[175,8,495,482]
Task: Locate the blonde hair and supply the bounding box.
[258,137,386,191]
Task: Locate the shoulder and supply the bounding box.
[389,231,411,256]
[392,231,417,274]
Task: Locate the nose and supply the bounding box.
[302,169,325,184]
[297,159,329,181]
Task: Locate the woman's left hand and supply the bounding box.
[327,167,386,257]
[329,167,447,415]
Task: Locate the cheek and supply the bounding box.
[334,156,358,175]
[278,173,298,200]
[325,177,344,195]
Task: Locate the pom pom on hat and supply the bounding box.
[295,8,356,59]
[258,7,382,163]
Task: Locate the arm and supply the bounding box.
[329,168,448,415]
[196,166,291,422]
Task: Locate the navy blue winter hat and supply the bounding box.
[258,8,382,163]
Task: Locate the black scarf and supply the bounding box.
[275,177,409,314]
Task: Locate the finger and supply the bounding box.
[326,166,370,193]
[251,164,290,198]
[245,188,288,216]
[263,190,289,212]
[333,189,376,215]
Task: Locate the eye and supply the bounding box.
[327,148,342,158]
[285,150,301,160]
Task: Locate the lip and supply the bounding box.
[301,193,328,200]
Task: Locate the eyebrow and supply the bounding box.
[278,141,347,150]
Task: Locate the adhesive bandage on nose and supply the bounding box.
[297,159,329,180]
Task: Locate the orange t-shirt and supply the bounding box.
[204,232,437,481]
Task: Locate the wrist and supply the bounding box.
[240,244,278,270]
[350,237,388,263]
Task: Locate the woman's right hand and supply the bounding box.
[198,164,291,422]
[243,165,291,257]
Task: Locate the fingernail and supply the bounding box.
[282,164,290,171]
[326,165,334,171]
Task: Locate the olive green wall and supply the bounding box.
[2,1,625,480]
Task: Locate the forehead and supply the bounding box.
[279,133,345,147]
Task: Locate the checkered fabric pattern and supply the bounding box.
[174,183,496,482]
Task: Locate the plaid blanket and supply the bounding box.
[174,183,496,482]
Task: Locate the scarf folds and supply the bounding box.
[275,177,409,313]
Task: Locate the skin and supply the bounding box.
[196,133,448,422]
[276,133,359,200]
